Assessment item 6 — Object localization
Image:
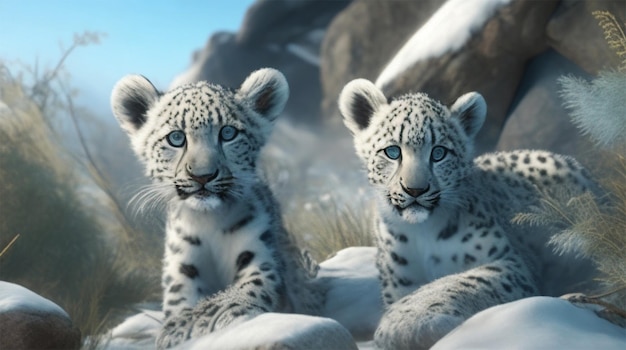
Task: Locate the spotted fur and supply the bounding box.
[339,79,600,349]
[111,68,323,349]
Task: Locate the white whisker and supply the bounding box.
[129,182,176,217]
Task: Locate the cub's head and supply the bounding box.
[111,68,288,211]
[339,79,486,223]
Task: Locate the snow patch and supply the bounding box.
[433,296,626,349]
[375,0,512,88]
[0,281,68,317]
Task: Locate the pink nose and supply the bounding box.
[187,169,219,185]
[401,183,429,197]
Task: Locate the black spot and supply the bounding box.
[554,160,563,169]
[485,266,502,272]
[464,254,476,265]
[537,156,547,163]
[397,234,408,243]
[167,297,186,306]
[226,215,254,234]
[259,262,272,271]
[398,278,413,286]
[259,230,273,243]
[501,283,513,293]
[488,246,498,257]
[179,263,199,279]
[390,252,408,265]
[437,223,458,240]
[468,275,492,286]
[169,284,183,293]
[461,233,473,243]
[260,293,273,306]
[182,236,201,245]
[236,251,255,271]
[251,279,263,286]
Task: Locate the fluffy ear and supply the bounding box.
[338,79,387,134]
[111,75,160,135]
[237,68,289,121]
[450,92,486,139]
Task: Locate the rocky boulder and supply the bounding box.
[371,0,560,153]
[496,49,596,161]
[547,0,626,75]
[0,281,81,349]
[171,0,350,125]
[320,0,443,124]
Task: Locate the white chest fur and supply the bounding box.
[164,201,271,299]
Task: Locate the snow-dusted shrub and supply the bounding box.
[516,11,626,310]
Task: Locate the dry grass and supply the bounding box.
[284,197,373,263]
[0,49,160,343]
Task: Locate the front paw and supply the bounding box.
[157,309,193,349]
[187,301,262,339]
[375,311,464,350]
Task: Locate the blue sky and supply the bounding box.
[0,0,255,115]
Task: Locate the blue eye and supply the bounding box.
[166,130,186,147]
[383,145,401,160]
[220,126,238,141]
[431,146,448,162]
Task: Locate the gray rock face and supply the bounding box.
[497,49,595,160]
[547,0,626,75]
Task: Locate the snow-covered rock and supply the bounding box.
[182,313,357,350]
[432,296,626,349]
[0,281,81,349]
[102,310,162,349]
[321,0,563,152]
[317,246,382,340]
[374,0,512,89]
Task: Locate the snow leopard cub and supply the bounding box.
[111,68,323,348]
[339,78,601,349]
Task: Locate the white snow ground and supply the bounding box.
[0,281,69,317]
[375,0,512,88]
